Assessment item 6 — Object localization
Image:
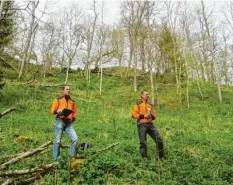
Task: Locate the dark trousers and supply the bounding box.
[138,123,164,158]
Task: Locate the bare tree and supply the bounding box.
[58,2,84,84]
[111,27,125,77]
[164,1,183,101]
[221,2,233,86]
[199,0,222,103]
[0,0,6,19]
[179,2,196,108]
[143,1,160,105]
[99,0,105,96]
[38,16,61,81]
[18,0,39,79]
[83,0,98,83]
[120,1,148,91]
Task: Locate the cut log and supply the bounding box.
[0,107,16,118]
[1,178,14,185]
[0,141,52,170]
[0,162,58,176]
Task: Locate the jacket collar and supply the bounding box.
[63,95,70,100]
[141,98,148,103]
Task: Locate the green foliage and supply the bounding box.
[157,25,186,81]
[0,67,233,184]
[0,1,15,50]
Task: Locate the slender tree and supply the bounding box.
[0,0,15,50]
[58,2,84,84]
[83,0,98,83]
[18,0,39,79]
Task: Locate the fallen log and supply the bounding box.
[20,175,41,184]
[21,79,36,85]
[0,107,16,118]
[0,56,19,73]
[61,142,119,153]
[0,162,58,177]
[1,178,14,185]
[0,141,52,170]
[93,142,119,153]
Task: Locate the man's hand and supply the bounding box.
[54,110,63,115]
[144,114,152,119]
[139,114,152,119]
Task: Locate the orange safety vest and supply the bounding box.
[132,99,156,124]
[50,96,77,120]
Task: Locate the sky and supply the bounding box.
[54,0,227,25]
[14,0,121,24]
[79,0,121,24]
[46,0,121,25]
[14,0,229,25]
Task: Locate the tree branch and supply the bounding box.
[0,107,16,119]
[0,141,52,170]
[91,142,119,154]
[0,162,58,177]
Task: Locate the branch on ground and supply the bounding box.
[0,107,16,119]
[0,162,58,176]
[0,141,52,170]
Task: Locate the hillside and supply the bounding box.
[0,65,233,184]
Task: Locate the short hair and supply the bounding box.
[141,90,147,95]
[62,85,69,90]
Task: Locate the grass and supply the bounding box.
[0,67,233,184]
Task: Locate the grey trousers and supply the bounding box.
[138,123,164,158]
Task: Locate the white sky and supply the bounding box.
[14,0,121,24]
[53,0,227,25]
[14,0,229,25]
[50,0,121,24]
[77,0,121,24]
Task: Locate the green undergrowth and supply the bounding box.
[0,68,233,185]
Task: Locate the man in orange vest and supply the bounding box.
[132,90,164,160]
[50,85,78,160]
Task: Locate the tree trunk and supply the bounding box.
[85,1,97,83]
[0,0,6,19]
[133,49,137,92]
[99,51,103,96]
[18,1,38,79]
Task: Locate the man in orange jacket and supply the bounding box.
[132,90,164,160]
[50,85,78,160]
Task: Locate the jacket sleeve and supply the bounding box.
[132,104,140,120]
[50,99,58,115]
[151,106,156,120]
[72,102,78,118]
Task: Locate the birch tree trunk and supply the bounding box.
[133,48,137,92]
[18,0,39,79]
[99,0,104,96]
[0,0,6,19]
[85,0,97,83]
[200,0,222,103]
[165,1,183,105]
[99,51,103,96]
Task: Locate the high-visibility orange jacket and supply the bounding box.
[132,99,156,124]
[50,96,77,120]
